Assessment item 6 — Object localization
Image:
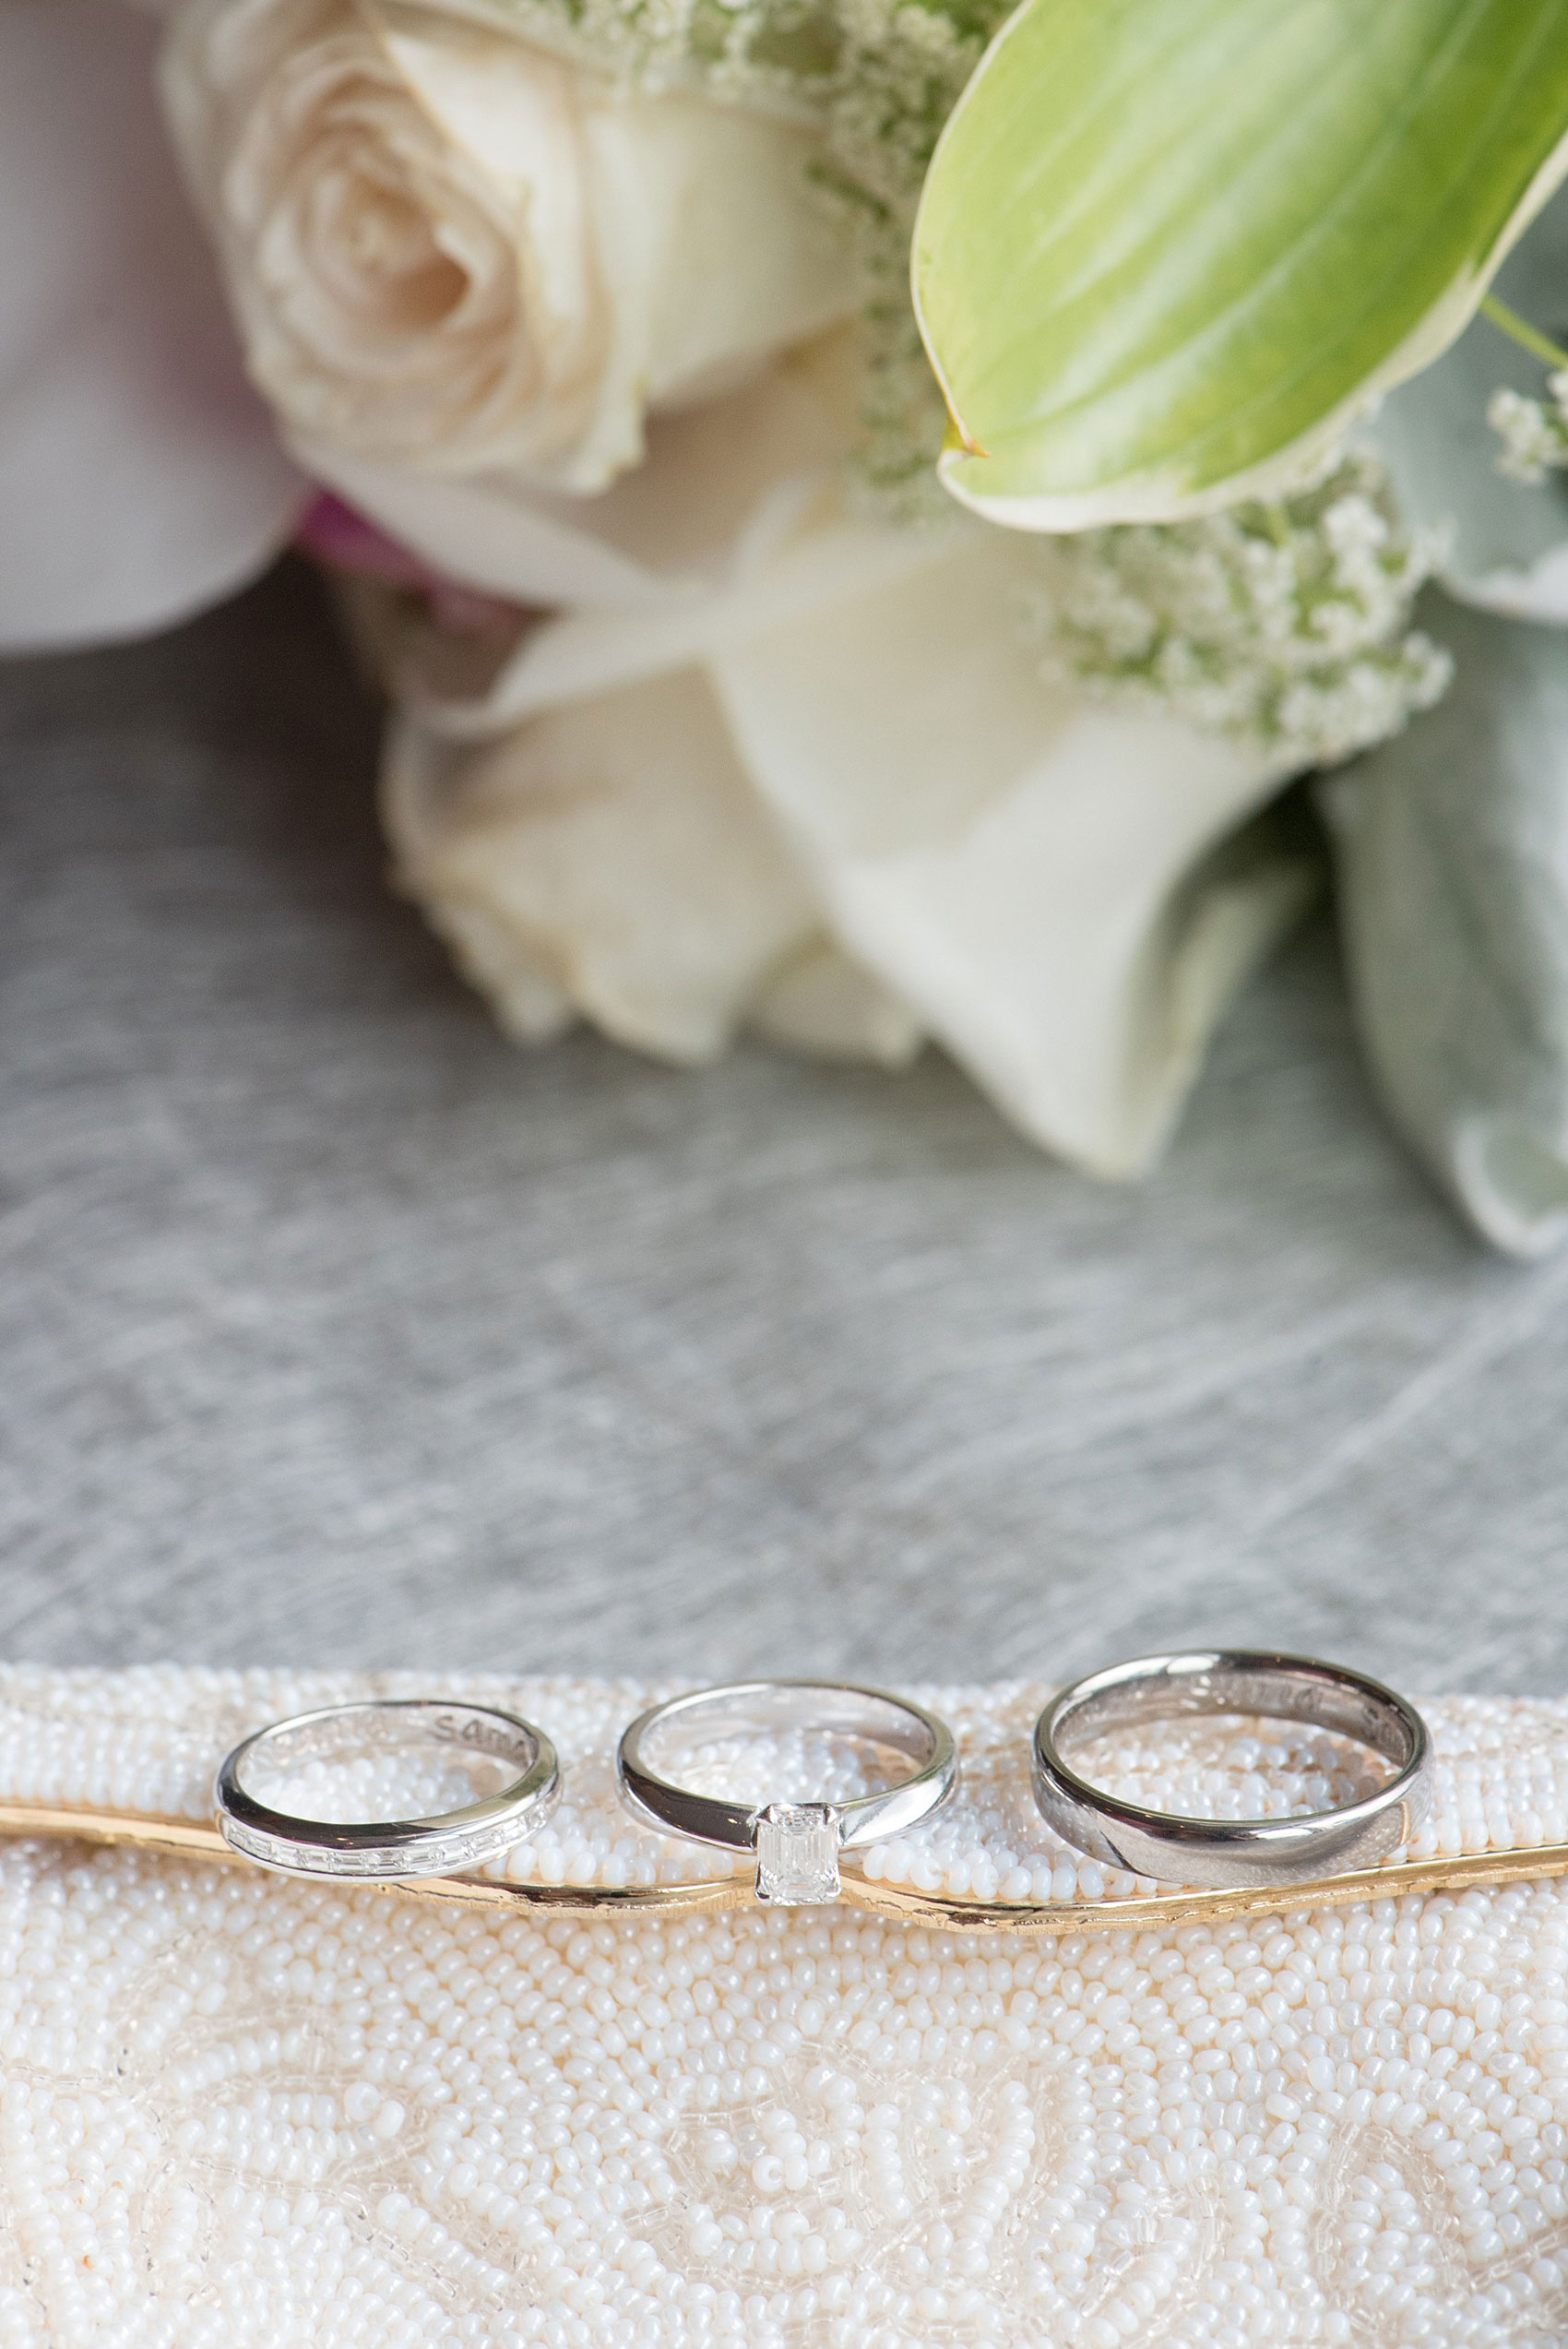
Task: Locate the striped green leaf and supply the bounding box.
[911,0,1568,528]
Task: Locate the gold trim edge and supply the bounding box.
[1,1800,1566,1934]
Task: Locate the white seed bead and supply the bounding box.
[0,1674,1565,2341]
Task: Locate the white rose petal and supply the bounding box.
[384,654,922,1069]
[749,939,924,1067]
[160,0,858,495]
[305,326,872,614]
[384,665,825,1063]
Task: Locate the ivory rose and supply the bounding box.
[160,0,858,495]
[133,0,1313,1178]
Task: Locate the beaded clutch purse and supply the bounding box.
[2,1666,1566,2346]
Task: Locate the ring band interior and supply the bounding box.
[229,1703,542,1833]
[636,1686,939,1782]
[1053,1658,1419,1788]
[1033,1654,1430,1890]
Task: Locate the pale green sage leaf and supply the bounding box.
[1324,591,1568,1257]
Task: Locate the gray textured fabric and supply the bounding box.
[1,562,1565,1697]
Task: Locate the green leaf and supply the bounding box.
[911,0,1568,529]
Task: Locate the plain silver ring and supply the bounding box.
[215,1699,560,1880]
[1032,1651,1431,1889]
[617,1679,958,1903]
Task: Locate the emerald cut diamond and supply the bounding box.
[753,1803,842,1904]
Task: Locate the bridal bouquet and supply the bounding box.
[7,0,1568,1246]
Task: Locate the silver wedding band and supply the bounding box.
[617,1679,958,1903]
[1033,1651,1431,1889]
[215,1699,560,1879]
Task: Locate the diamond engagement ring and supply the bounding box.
[616,1680,959,1904]
[1032,1650,1432,1890]
[215,1699,560,1879]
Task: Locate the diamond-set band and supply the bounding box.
[219,1811,539,1879]
[214,1699,560,1881]
[616,1682,960,1905]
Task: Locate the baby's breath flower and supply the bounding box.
[1489,374,1568,483]
[1028,455,1453,769]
